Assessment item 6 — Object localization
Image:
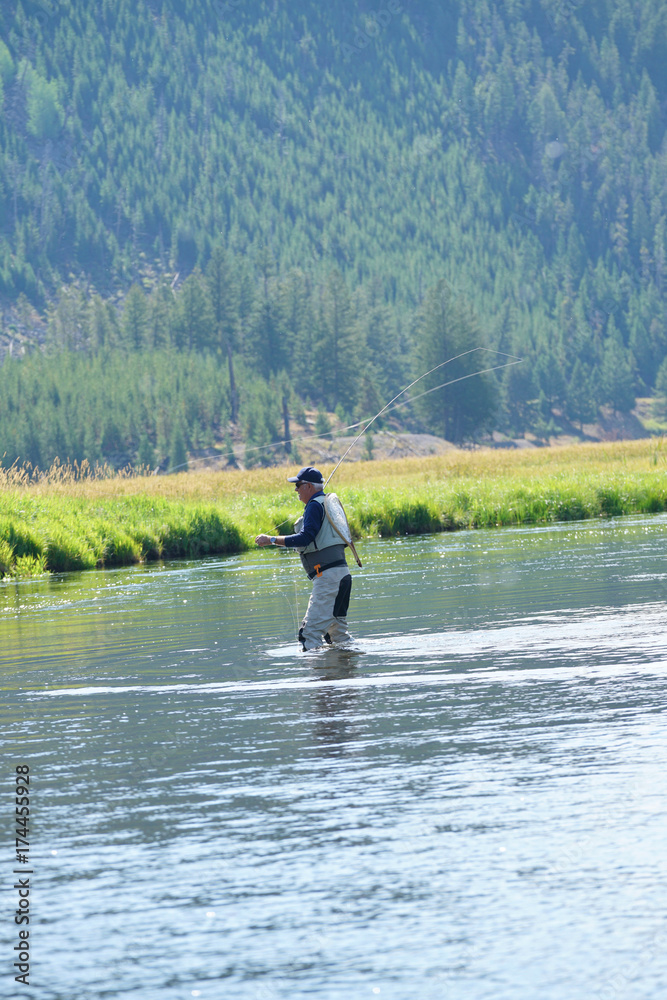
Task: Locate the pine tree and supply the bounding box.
[413,280,496,442]
[600,319,635,414]
[25,67,65,140]
[316,268,359,411]
[169,418,188,473]
[88,295,119,353]
[248,248,283,379]
[206,244,240,421]
[137,431,156,470]
[121,284,149,350]
[566,360,597,430]
[149,281,176,349]
[173,272,214,352]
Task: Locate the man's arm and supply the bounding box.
[255,498,325,548]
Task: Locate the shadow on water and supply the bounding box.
[309,684,362,758]
[307,647,363,679]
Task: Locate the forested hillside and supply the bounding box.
[1,0,667,470]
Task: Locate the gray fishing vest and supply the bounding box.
[294,495,348,578]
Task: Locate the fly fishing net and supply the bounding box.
[323,494,362,567]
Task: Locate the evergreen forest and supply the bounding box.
[1,0,667,471]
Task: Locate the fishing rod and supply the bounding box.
[165,349,522,477]
[381,357,523,416]
[260,347,522,627]
[324,348,522,487]
[260,348,521,531]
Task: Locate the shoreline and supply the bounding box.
[2,439,666,578]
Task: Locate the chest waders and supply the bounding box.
[294,495,354,650]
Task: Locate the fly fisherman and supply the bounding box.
[255,466,353,651]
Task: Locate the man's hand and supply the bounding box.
[255,534,272,546]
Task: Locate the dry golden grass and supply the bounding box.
[2,437,667,502]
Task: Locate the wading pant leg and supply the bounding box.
[300,566,353,650]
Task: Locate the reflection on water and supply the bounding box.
[2,515,667,999]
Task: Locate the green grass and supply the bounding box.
[2,439,667,578]
[341,473,667,538]
[0,493,244,577]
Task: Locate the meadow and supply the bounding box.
[1,438,667,577]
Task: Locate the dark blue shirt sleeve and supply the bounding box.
[284,492,325,547]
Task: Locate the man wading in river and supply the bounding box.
[255,466,354,651]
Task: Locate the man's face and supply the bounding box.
[295,481,316,505]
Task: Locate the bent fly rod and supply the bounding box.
[264,348,522,536]
[324,348,523,487]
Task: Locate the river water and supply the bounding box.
[2,515,667,1000]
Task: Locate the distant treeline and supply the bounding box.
[0,251,492,469]
[0,253,648,471]
[1,0,667,464]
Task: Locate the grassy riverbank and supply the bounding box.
[2,439,667,577]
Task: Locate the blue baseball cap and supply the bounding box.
[287,466,324,485]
